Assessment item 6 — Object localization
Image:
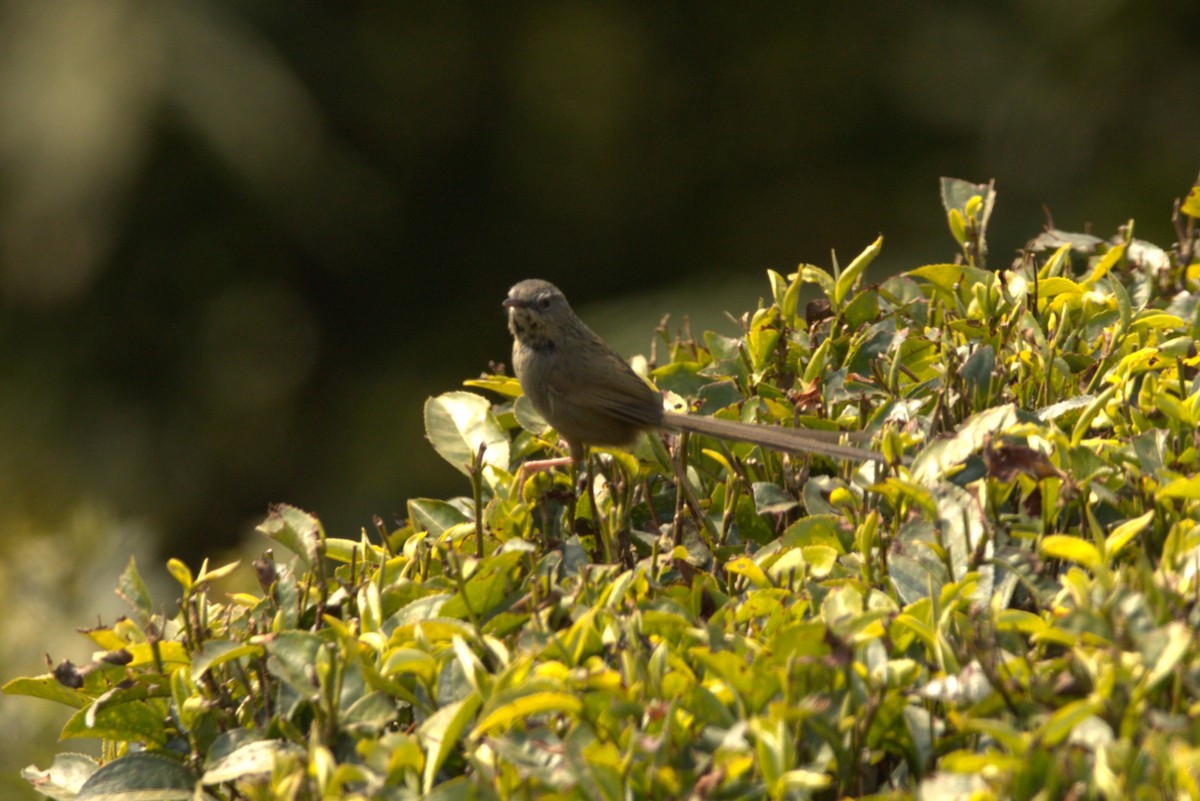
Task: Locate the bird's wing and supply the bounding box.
[543,340,662,427]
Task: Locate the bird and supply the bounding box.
[503,278,885,465]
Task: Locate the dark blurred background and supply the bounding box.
[1,1,1197,793]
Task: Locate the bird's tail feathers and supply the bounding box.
[660,411,885,463]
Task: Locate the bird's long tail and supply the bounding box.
[660,411,885,463]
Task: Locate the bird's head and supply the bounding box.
[503,279,573,348]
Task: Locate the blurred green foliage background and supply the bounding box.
[0,0,1196,794]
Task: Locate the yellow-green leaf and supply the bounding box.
[1037,698,1104,747]
[727,556,772,589]
[1040,535,1100,570]
[1181,184,1200,218]
[994,609,1047,634]
[1157,476,1200,501]
[1104,510,1153,560]
[1036,276,1083,298]
[420,693,482,794]
[424,391,510,476]
[471,691,583,737]
[834,236,882,308]
[799,264,835,301]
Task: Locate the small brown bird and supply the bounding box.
[503,279,884,465]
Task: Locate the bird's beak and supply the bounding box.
[502,296,526,309]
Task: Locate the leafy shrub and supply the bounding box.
[7,178,1200,800]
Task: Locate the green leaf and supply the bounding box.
[115,557,153,624]
[256,503,322,567]
[1040,535,1101,570]
[752,482,798,516]
[265,631,326,698]
[780,514,846,554]
[780,270,803,321]
[746,325,780,372]
[62,695,171,745]
[441,550,524,620]
[462,374,523,398]
[727,556,772,589]
[961,345,995,405]
[321,537,375,564]
[1082,240,1125,287]
[842,287,880,329]
[1036,276,1083,298]
[767,268,788,312]
[802,337,831,383]
[471,691,583,737]
[1104,510,1153,560]
[800,545,837,577]
[420,693,483,794]
[907,263,995,304]
[193,558,242,587]
[1129,311,1185,332]
[912,404,1019,484]
[1157,476,1200,501]
[21,753,98,801]
[408,498,471,538]
[834,236,882,309]
[735,495,776,546]
[166,558,193,592]
[3,675,93,708]
[75,753,195,800]
[191,640,265,681]
[947,207,967,245]
[382,648,440,683]
[1037,699,1104,747]
[344,691,401,729]
[798,263,835,302]
[1145,621,1191,690]
[424,391,510,476]
[994,609,1047,635]
[940,177,994,221]
[202,739,303,784]
[1070,384,1118,446]
[1181,184,1200,218]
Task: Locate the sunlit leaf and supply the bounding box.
[203,739,304,784]
[1104,510,1153,560]
[834,236,882,308]
[256,503,322,567]
[1040,535,1101,570]
[424,391,510,476]
[471,691,583,737]
[21,753,98,800]
[1182,184,1200,218]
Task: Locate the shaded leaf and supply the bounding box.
[420,694,483,794]
[76,753,195,800]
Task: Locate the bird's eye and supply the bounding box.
[537,296,552,310]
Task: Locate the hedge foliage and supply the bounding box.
[7,177,1200,800]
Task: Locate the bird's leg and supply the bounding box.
[513,454,574,495]
[513,453,574,542]
[513,432,578,493]
[512,436,580,551]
